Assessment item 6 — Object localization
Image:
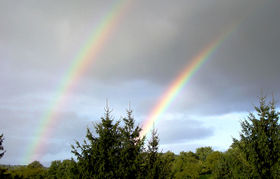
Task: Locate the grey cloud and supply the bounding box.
[1,0,280,165]
[83,0,280,115]
[157,118,214,145]
[0,108,92,165]
[0,136,29,165]
[89,0,265,82]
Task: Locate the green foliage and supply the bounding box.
[72,107,121,178]
[7,161,46,179]
[47,160,61,179]
[172,151,202,179]
[223,143,257,178]
[72,107,145,178]
[205,151,230,178]
[195,147,213,175]
[147,128,159,170]
[27,161,44,169]
[5,97,280,178]
[233,97,280,178]
[196,147,213,162]
[159,151,175,178]
[0,134,5,159]
[118,109,145,178]
[47,159,78,179]
[0,166,12,179]
[145,128,172,179]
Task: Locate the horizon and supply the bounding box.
[1,0,280,166]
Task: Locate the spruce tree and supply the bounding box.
[72,107,121,178]
[72,106,146,178]
[147,127,159,169]
[0,134,5,159]
[233,97,280,178]
[119,109,145,178]
[146,127,170,179]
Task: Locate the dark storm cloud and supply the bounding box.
[83,0,280,115]
[90,0,265,82]
[1,0,280,165]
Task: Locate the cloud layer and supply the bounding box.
[1,0,280,166]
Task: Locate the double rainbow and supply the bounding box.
[24,0,131,164]
[24,0,257,163]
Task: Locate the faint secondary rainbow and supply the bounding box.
[140,25,237,138]
[24,0,132,164]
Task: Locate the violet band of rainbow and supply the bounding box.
[24,0,132,164]
[140,24,237,138]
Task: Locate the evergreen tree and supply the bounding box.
[0,134,5,159]
[72,107,121,178]
[118,109,145,178]
[72,106,147,178]
[233,97,280,178]
[147,127,159,169]
[223,142,258,178]
[71,106,172,178]
[146,128,170,179]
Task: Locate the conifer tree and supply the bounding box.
[72,106,146,178]
[72,107,121,178]
[0,134,5,159]
[233,97,280,178]
[147,127,159,168]
[119,109,145,178]
[146,127,170,179]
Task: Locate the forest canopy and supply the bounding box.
[1,97,280,178]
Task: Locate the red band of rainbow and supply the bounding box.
[24,0,132,164]
[140,25,237,138]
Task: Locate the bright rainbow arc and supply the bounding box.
[139,0,266,138]
[24,0,132,164]
[140,26,236,138]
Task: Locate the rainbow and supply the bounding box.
[24,0,132,164]
[139,0,266,138]
[140,26,236,138]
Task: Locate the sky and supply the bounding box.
[1,0,280,166]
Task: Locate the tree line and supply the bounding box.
[1,96,280,178]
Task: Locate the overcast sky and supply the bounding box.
[1,0,280,166]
